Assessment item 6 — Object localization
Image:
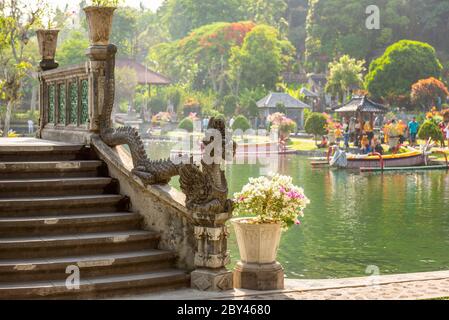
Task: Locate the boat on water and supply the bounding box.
[311,147,429,170]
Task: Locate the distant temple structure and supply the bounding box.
[116,58,171,95]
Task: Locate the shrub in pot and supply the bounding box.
[232,174,309,290]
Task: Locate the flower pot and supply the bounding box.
[231,218,284,290]
[84,6,116,46]
[232,218,282,264]
[36,29,59,71]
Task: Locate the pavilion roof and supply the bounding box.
[257,92,311,109]
[334,96,386,114]
[116,58,171,85]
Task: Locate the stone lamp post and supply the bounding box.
[36,29,59,71]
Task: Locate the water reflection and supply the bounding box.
[147,141,449,279]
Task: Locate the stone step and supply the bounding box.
[0,161,105,179]
[0,144,89,162]
[0,250,176,283]
[0,195,129,217]
[0,269,190,299]
[0,177,118,198]
[0,212,142,237]
[0,231,159,259]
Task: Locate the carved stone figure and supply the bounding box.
[99,44,179,185]
[179,117,236,214]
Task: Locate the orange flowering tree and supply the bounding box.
[178,21,256,96]
[411,77,449,110]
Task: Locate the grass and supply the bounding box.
[289,138,320,151]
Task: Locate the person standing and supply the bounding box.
[408,117,419,146]
[27,119,34,135]
[229,116,235,129]
[363,121,374,144]
[343,118,350,150]
[444,122,449,148]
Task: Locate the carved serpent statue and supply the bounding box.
[100,44,179,185]
[100,44,236,214]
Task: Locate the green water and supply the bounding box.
[147,141,449,279]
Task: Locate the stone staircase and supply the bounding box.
[0,142,189,299]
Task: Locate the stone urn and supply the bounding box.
[36,29,59,71]
[84,6,116,46]
[231,218,284,290]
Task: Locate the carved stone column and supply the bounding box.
[86,46,108,133]
[190,211,233,291]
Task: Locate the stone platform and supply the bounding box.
[118,270,449,300]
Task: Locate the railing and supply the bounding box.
[38,51,110,145]
[40,65,89,128]
[37,36,234,292]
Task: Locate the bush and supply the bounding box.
[178,117,194,132]
[232,115,251,131]
[418,120,444,143]
[305,113,327,143]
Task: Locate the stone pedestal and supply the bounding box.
[191,268,233,291]
[234,261,284,291]
[190,211,233,292]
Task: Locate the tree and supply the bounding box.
[111,7,139,57]
[243,0,287,28]
[0,0,43,136]
[149,21,256,96]
[304,0,449,72]
[247,99,259,118]
[223,95,238,117]
[284,0,308,52]
[159,0,245,39]
[229,25,295,94]
[304,112,327,144]
[365,40,443,100]
[232,115,251,131]
[411,77,449,111]
[57,31,89,67]
[115,67,138,110]
[325,55,366,103]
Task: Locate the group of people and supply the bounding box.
[327,116,429,155]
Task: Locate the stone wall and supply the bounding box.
[91,136,196,270]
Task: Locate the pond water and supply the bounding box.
[146,140,449,279]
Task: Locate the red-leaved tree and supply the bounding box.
[411,77,449,110]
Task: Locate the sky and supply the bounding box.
[44,0,163,12]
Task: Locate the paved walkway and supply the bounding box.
[120,270,449,300]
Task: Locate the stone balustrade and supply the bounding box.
[37,21,234,292]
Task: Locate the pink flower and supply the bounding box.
[295,220,301,225]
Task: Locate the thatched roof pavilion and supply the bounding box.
[334,96,386,127]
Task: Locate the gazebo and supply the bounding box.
[116,58,171,97]
[257,92,311,129]
[334,95,386,128]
